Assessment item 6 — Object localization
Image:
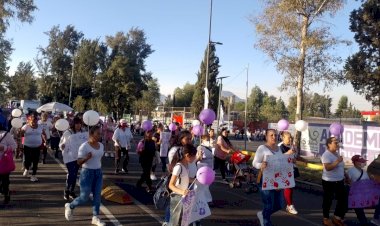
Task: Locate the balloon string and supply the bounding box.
[172,178,198,212]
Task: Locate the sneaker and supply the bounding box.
[23,169,29,177]
[122,169,128,174]
[92,216,105,226]
[286,205,298,215]
[69,192,77,200]
[257,211,264,226]
[30,175,39,182]
[162,222,168,226]
[150,173,157,181]
[64,203,73,221]
[371,219,380,226]
[64,190,70,200]
[323,218,334,226]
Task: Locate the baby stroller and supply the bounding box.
[228,151,259,193]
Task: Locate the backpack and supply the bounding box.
[153,163,182,210]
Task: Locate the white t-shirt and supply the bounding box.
[197,145,214,169]
[252,145,283,169]
[22,125,43,148]
[38,120,53,140]
[168,146,180,164]
[321,150,345,181]
[346,167,369,182]
[61,130,89,164]
[112,128,133,149]
[78,142,104,169]
[172,163,190,194]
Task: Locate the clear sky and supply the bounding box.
[6,0,373,111]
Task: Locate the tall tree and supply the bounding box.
[173,83,195,107]
[335,95,348,116]
[344,0,380,109]
[252,0,346,149]
[247,85,264,121]
[134,78,160,119]
[7,61,37,100]
[191,44,220,115]
[36,25,84,104]
[97,28,154,118]
[0,0,36,105]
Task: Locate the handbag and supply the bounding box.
[0,147,16,174]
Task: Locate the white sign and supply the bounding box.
[262,154,295,190]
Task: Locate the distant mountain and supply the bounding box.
[222,91,245,102]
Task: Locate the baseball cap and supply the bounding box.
[351,155,367,163]
[119,119,127,124]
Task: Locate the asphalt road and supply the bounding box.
[0,138,375,226]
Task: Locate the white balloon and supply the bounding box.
[11,109,22,117]
[192,120,201,126]
[295,120,308,132]
[55,119,70,131]
[83,110,100,126]
[11,118,23,129]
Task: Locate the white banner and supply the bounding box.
[262,154,295,190]
[189,189,211,223]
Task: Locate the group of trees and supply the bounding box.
[5,24,159,118]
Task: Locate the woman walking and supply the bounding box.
[21,113,45,182]
[0,124,17,204]
[103,117,115,158]
[253,129,293,226]
[112,119,133,174]
[136,130,156,193]
[214,128,235,183]
[168,144,197,226]
[196,134,214,203]
[60,117,87,200]
[64,125,105,226]
[321,137,347,226]
[38,112,53,164]
[51,115,61,158]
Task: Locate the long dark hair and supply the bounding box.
[220,128,232,147]
[170,144,197,171]
[172,130,192,147]
[70,117,82,134]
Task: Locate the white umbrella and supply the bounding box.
[36,102,73,113]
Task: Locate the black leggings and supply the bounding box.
[322,179,347,219]
[0,173,10,195]
[115,147,129,171]
[214,157,227,179]
[137,161,153,188]
[24,146,41,175]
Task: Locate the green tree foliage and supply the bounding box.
[134,78,160,118]
[252,0,346,122]
[335,95,362,118]
[288,93,332,120]
[0,0,36,104]
[97,28,154,118]
[7,61,37,100]
[247,85,265,121]
[259,96,287,122]
[164,95,173,108]
[344,0,380,108]
[73,95,86,112]
[173,82,195,107]
[36,25,84,104]
[191,44,220,115]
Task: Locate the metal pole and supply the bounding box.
[69,53,75,106]
[217,79,222,135]
[244,64,249,151]
[204,0,213,109]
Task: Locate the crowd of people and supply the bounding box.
[2,110,380,226]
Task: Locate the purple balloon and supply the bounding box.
[192,125,204,136]
[329,123,343,136]
[169,123,177,131]
[142,120,153,131]
[196,166,215,185]
[199,109,216,125]
[277,119,289,131]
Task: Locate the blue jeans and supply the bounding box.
[65,161,79,192]
[164,204,170,222]
[70,168,103,216]
[259,185,285,226]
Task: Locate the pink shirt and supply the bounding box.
[214,136,231,160]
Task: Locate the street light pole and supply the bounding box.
[204,0,213,109]
[244,65,249,151]
[69,53,75,106]
[216,76,229,135]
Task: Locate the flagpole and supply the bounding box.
[244,64,249,151]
